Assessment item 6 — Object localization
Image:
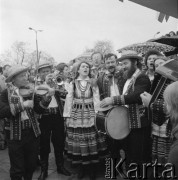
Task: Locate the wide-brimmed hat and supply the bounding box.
[6,65,29,83]
[117,50,142,62]
[38,62,53,71]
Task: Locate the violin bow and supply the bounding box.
[32,53,40,102]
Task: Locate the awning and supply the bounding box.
[129,0,178,19]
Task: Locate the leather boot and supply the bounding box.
[38,154,49,180]
[57,166,71,176]
[55,152,71,176]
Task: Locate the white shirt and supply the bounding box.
[110,76,120,96]
[123,78,132,95]
[122,69,140,95]
[43,83,58,108]
[105,71,120,97]
[48,95,58,108]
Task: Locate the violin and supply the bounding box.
[19,83,49,99]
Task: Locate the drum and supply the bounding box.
[95,106,130,140]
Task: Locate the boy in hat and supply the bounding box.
[100,50,151,177]
[37,62,71,180]
[0,65,52,180]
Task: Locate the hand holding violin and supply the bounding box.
[23,100,34,109]
[46,87,55,97]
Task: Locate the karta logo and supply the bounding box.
[105,158,177,179]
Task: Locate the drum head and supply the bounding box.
[106,106,130,140]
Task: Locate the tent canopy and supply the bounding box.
[129,0,178,19]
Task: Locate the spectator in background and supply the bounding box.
[169,31,176,37]
[0,66,6,93]
[91,52,103,68]
[0,66,2,74]
[56,63,71,92]
[91,52,103,78]
[98,63,106,74]
[3,64,11,78]
[28,68,36,83]
[154,56,169,69]
[0,66,7,150]
[144,49,162,84]
[56,63,69,76]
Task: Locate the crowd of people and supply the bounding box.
[0,48,178,180]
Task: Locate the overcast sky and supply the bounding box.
[0,0,178,63]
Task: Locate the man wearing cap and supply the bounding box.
[37,62,71,180]
[0,65,52,180]
[100,51,151,176]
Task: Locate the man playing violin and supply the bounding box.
[37,63,71,180]
[0,65,53,180]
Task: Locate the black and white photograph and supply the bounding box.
[0,0,178,179]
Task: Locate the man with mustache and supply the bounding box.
[100,51,151,177]
[97,53,125,162]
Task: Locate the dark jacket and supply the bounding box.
[0,89,51,140]
[36,90,65,117]
[97,70,125,100]
[113,72,151,129]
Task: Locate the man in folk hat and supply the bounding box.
[0,65,52,180]
[37,62,71,180]
[100,50,151,175]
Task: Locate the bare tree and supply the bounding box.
[26,51,56,68]
[0,50,13,65]
[93,40,114,56]
[11,41,29,65]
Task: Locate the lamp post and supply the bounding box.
[28,27,43,67]
[29,27,43,101]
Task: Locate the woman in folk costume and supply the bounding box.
[63,61,108,180]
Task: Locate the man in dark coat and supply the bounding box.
[0,65,52,180]
[37,63,71,180]
[100,51,151,178]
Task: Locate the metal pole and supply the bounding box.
[35,30,39,67]
[28,27,42,101]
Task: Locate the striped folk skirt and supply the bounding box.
[152,135,172,164]
[65,101,108,165]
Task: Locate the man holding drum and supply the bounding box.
[97,53,125,162]
[99,51,151,175]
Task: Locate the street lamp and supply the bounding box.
[28,27,43,101]
[28,27,43,66]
